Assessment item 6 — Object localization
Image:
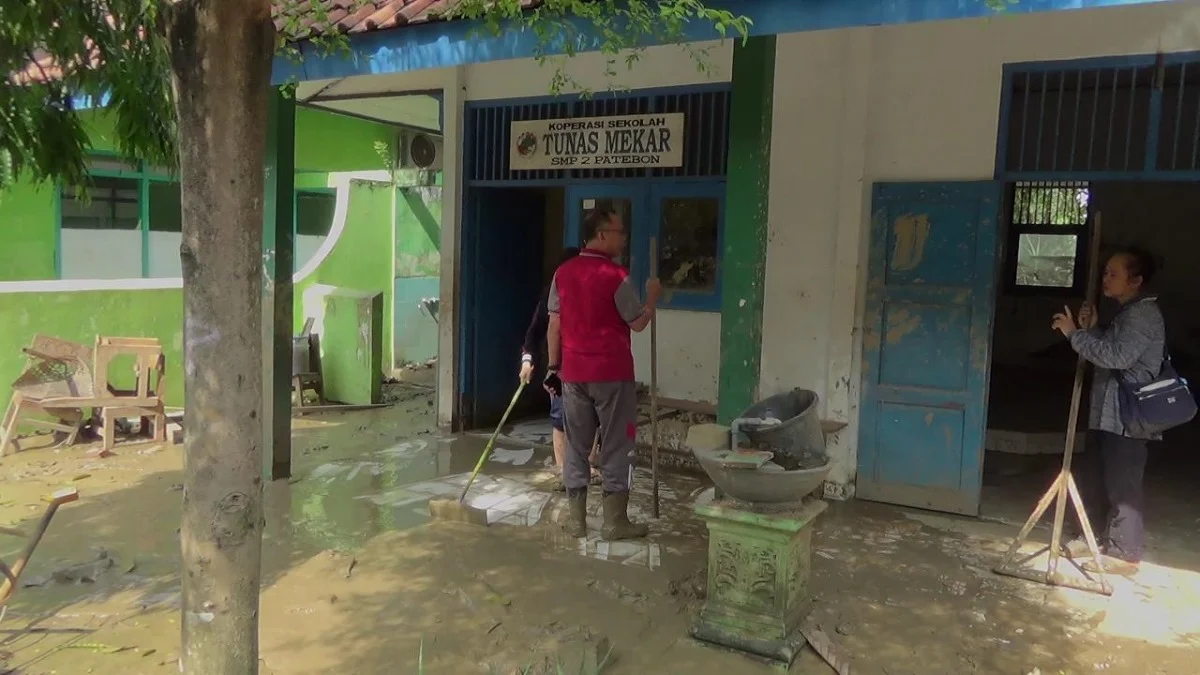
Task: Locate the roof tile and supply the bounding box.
[16,0,544,85]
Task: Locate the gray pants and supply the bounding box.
[561,381,638,493]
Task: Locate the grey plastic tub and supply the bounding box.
[734,388,827,470]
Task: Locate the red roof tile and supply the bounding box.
[14,0,541,85]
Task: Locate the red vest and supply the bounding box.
[555,249,635,383]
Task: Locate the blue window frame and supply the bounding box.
[563,181,724,312]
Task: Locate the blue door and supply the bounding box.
[857,182,1002,516]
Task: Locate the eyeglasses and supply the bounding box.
[598,228,627,237]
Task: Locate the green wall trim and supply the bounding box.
[717,35,776,425]
[264,86,297,481]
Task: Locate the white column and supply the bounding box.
[437,66,466,428]
[822,28,874,499]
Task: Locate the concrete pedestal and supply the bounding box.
[690,498,826,667]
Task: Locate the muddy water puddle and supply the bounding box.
[0,404,726,674]
[4,399,1200,674]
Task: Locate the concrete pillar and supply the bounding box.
[438,66,466,430]
[717,36,776,424]
[262,86,296,480]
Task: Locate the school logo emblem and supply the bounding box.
[516,131,538,157]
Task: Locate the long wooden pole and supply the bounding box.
[649,237,661,519]
[1047,211,1104,575]
[995,211,1110,595]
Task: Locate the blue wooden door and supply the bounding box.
[857,182,1002,516]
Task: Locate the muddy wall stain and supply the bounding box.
[891,213,931,272]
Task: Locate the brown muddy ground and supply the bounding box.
[2,385,1199,674]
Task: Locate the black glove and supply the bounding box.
[543,367,562,397]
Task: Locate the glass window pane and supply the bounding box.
[1016,233,1078,288]
[657,196,719,292]
[579,197,631,265]
[296,191,337,271]
[60,176,142,279]
[148,182,183,278]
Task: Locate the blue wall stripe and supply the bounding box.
[272,0,1176,84]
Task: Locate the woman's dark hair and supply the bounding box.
[559,247,581,265]
[1112,246,1158,286]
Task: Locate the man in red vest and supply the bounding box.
[545,206,661,541]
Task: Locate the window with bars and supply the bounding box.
[1007,181,1091,291]
[1001,56,1200,178]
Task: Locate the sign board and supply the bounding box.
[509,113,685,171]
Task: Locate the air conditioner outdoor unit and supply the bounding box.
[398,130,443,172]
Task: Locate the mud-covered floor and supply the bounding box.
[2,386,1199,674]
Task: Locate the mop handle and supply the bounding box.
[649,237,660,519]
[457,381,527,503]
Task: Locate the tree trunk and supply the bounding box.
[165,1,275,672]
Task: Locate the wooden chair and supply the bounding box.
[34,336,167,454]
[292,319,325,407]
[87,337,167,452]
[0,335,94,457]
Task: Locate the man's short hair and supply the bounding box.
[582,207,616,242]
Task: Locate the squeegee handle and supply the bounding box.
[457,381,527,502]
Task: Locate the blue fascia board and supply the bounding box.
[272,0,1176,84]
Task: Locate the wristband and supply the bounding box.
[521,353,533,363]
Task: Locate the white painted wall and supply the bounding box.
[763,1,1200,495]
[61,230,142,279]
[464,41,732,100]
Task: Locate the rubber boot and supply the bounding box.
[601,491,648,541]
[563,488,588,538]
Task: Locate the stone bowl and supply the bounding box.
[694,450,831,504]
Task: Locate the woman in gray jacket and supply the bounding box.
[1052,247,1163,575]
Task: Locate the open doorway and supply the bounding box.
[459,186,564,432]
[982,181,1200,559]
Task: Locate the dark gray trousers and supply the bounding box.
[561,381,638,493]
[1073,431,1148,562]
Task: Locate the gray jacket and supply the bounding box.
[1069,296,1165,438]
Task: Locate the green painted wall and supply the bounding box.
[0,290,185,412]
[392,183,442,365]
[0,110,123,282]
[1,181,57,281]
[395,185,442,278]
[295,107,393,173]
[0,108,410,415]
[320,289,384,405]
[294,180,395,337]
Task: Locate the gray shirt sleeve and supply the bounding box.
[1069,301,1162,372]
[547,277,560,314]
[614,277,645,324]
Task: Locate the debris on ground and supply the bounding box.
[586,578,646,609]
[24,549,117,587]
[667,566,707,601]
